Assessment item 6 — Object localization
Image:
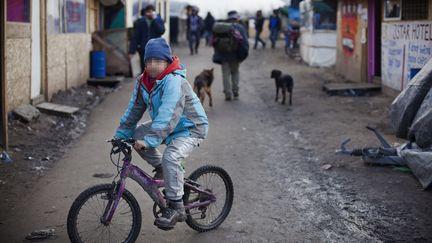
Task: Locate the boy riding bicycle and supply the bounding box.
[114,38,209,229]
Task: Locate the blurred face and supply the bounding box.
[145,9,154,19]
[145,58,169,78]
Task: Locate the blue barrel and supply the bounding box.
[90,51,106,78]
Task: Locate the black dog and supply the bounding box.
[271,70,293,105]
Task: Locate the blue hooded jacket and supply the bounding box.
[115,63,209,148]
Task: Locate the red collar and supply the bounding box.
[140,56,181,91]
[135,56,182,104]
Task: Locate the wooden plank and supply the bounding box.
[41,0,48,102]
[30,95,45,106]
[323,82,381,92]
[1,0,8,150]
[36,102,79,117]
[87,76,124,87]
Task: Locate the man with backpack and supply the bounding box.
[212,11,249,101]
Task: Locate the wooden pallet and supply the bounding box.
[87,76,124,87]
[323,82,381,94]
[36,102,79,117]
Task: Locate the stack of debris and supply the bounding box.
[390,57,432,189]
[391,57,432,148]
[337,58,432,189]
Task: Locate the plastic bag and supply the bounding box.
[390,58,432,138]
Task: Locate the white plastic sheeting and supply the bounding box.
[400,148,432,189]
[300,29,337,67]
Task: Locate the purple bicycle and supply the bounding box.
[67,138,234,243]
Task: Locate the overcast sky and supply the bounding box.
[176,0,288,19]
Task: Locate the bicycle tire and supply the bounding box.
[183,165,234,232]
[67,184,142,243]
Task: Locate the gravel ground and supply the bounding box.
[0,43,430,242]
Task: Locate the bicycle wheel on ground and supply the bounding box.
[183,165,234,232]
[67,184,141,243]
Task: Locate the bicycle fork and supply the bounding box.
[101,177,126,225]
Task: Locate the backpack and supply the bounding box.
[212,23,242,53]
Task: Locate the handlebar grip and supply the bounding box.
[124,138,136,145]
[351,149,363,156]
[112,147,121,154]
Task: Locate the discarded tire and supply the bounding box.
[390,58,432,139]
[408,88,432,149]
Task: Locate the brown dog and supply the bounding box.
[194,68,214,107]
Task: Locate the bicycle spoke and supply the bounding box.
[185,170,231,228]
[83,199,102,218]
[110,222,130,238]
[79,206,100,219]
[74,190,134,243]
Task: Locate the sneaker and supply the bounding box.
[152,165,163,180]
[154,200,186,230]
[225,96,232,101]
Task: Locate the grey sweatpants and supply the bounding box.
[221,61,240,97]
[133,121,201,201]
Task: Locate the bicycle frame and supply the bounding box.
[101,158,216,224]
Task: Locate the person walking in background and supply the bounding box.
[254,10,266,49]
[269,9,281,49]
[212,10,249,101]
[187,6,203,55]
[284,22,300,54]
[204,12,215,46]
[129,4,165,72]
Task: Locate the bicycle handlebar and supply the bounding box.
[108,138,136,156]
[108,138,135,146]
[335,138,353,155]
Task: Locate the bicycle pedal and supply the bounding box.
[156,226,174,231]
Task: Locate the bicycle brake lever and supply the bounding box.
[112,147,121,154]
[336,138,353,155]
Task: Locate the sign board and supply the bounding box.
[382,21,432,90]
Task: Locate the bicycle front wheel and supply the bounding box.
[67,184,141,243]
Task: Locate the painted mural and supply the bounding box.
[382,21,432,90]
[341,0,358,57]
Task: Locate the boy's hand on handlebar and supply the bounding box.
[134,140,146,150]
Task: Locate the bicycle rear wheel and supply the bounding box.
[183,165,234,232]
[67,184,141,243]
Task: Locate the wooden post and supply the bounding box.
[41,0,48,101]
[1,0,8,150]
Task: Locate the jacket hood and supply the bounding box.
[136,56,186,104]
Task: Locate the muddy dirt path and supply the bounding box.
[0,44,430,242]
